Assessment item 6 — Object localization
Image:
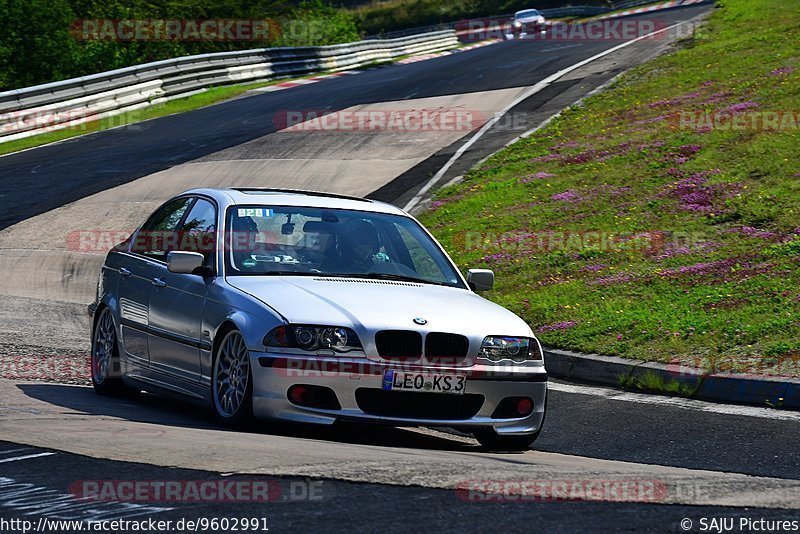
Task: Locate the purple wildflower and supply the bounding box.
[661,169,731,213]
[429,200,446,210]
[537,321,577,333]
[652,246,692,261]
[726,226,778,240]
[647,92,700,108]
[635,115,668,125]
[658,259,737,278]
[480,252,512,262]
[580,264,607,272]
[770,67,794,76]
[521,171,556,183]
[589,272,638,286]
[678,144,702,156]
[529,153,563,163]
[701,91,734,105]
[724,101,759,113]
[549,140,580,150]
[551,190,580,202]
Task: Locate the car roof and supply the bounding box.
[183,187,408,216]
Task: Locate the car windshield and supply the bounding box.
[515,9,540,18]
[224,205,465,288]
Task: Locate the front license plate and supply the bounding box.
[382,370,466,395]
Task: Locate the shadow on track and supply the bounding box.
[17,382,481,452]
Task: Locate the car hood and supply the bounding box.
[227,275,533,338]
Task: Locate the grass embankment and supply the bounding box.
[420,0,800,376]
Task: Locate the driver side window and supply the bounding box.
[178,198,217,267]
[132,197,193,262]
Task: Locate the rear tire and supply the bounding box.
[91,307,138,397]
[211,329,254,427]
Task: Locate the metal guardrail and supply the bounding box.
[0,30,458,143]
[0,0,699,143]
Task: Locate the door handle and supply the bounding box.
[152,277,167,288]
[119,267,131,277]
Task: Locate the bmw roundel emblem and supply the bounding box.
[413,317,428,325]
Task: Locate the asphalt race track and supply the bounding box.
[4,4,800,532]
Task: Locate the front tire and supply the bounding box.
[91,307,138,397]
[473,428,541,452]
[474,394,546,452]
[211,329,254,427]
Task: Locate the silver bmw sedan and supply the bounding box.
[89,188,547,450]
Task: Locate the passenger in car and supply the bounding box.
[330,219,391,272]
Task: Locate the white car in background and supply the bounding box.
[512,9,547,38]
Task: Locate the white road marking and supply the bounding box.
[0,448,31,456]
[0,452,55,463]
[403,19,694,211]
[0,476,171,521]
[549,381,800,421]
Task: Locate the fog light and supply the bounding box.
[516,397,533,416]
[289,385,310,405]
[287,384,342,410]
[491,396,534,419]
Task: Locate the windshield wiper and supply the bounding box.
[252,270,320,276]
[334,272,446,286]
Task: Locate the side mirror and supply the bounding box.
[467,268,494,291]
[167,251,205,274]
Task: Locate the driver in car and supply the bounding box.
[333,219,391,272]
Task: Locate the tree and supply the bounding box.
[0,0,78,90]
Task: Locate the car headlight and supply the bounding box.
[513,20,522,28]
[479,336,542,363]
[264,325,363,353]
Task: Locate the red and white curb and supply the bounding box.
[396,39,503,65]
[250,71,361,93]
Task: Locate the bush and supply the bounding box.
[0,0,78,89]
[0,0,361,91]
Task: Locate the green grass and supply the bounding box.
[618,372,699,397]
[419,0,800,376]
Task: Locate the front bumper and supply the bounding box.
[250,352,547,435]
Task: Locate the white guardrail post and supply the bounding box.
[0,30,458,143]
